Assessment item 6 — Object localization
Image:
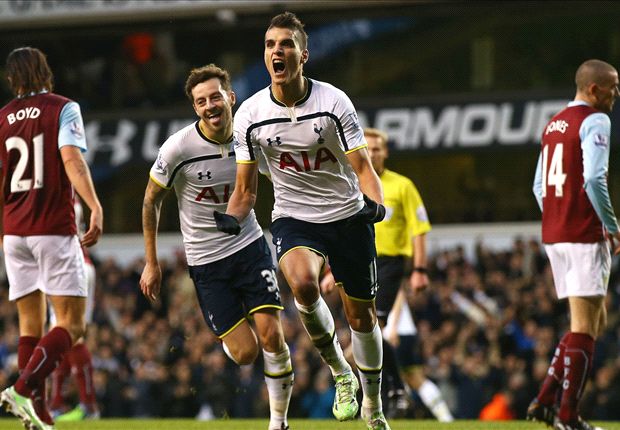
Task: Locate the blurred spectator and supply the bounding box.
[0,237,616,420]
[107,32,178,108]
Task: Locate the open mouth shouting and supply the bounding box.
[273,59,286,76]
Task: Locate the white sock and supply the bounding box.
[295,298,350,375]
[263,346,294,429]
[418,379,454,422]
[351,323,383,416]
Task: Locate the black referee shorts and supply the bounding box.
[375,255,407,322]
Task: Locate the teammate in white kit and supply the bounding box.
[218,12,390,430]
[139,64,293,430]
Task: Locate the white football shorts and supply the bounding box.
[4,235,87,301]
[48,260,95,326]
[544,241,610,299]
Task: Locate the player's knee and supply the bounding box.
[235,345,259,365]
[226,341,259,365]
[344,303,376,332]
[290,275,320,304]
[259,325,285,352]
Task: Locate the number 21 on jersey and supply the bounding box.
[542,143,566,197]
[5,133,44,193]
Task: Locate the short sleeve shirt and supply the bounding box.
[234,78,366,223]
[375,169,431,257]
[0,92,79,235]
[150,121,263,265]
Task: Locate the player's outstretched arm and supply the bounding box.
[223,162,259,224]
[140,179,168,302]
[60,145,103,247]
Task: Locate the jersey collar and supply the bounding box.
[568,100,591,107]
[269,77,313,107]
[194,121,232,145]
[17,89,49,99]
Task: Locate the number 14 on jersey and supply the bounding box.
[542,143,566,198]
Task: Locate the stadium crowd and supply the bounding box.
[0,236,617,421]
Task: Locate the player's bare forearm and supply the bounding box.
[226,162,258,221]
[142,180,167,265]
[413,233,428,269]
[410,233,429,291]
[61,146,103,246]
[141,182,164,301]
[226,189,256,221]
[347,148,383,203]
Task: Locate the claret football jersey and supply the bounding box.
[0,92,84,236]
[234,78,366,223]
[539,103,609,243]
[150,121,262,265]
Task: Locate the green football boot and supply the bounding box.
[332,371,359,421]
[0,386,54,430]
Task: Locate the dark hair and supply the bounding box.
[268,11,308,50]
[184,64,231,102]
[5,47,54,97]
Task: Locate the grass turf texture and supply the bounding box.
[0,420,619,430]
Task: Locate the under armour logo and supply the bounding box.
[366,377,381,385]
[198,171,212,180]
[313,124,325,144]
[266,137,282,146]
[282,379,294,390]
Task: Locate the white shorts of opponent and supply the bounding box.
[48,260,95,326]
[4,235,87,301]
[544,241,610,299]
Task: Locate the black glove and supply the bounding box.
[214,211,241,235]
[353,194,386,225]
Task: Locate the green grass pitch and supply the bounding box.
[0,419,619,430]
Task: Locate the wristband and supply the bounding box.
[413,267,427,274]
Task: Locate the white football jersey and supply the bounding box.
[150,121,262,265]
[234,78,366,223]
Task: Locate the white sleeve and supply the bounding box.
[149,136,181,189]
[333,90,366,154]
[233,103,259,164]
[581,113,619,233]
[58,102,87,152]
[532,152,543,211]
